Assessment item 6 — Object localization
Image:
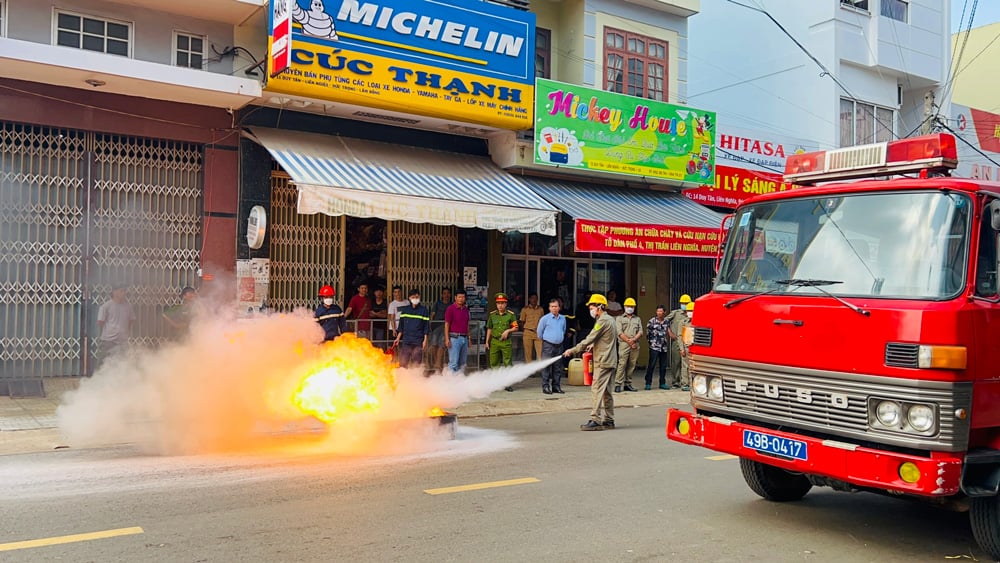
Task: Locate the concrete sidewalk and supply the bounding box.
[0,375,688,456]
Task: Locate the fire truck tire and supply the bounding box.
[739,458,812,502]
[970,497,1000,560]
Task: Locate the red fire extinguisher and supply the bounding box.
[582,351,593,386]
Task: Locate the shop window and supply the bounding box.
[604,27,667,101]
[535,27,551,79]
[345,217,387,293]
[55,11,131,57]
[561,217,581,257]
[881,0,907,22]
[502,231,526,254]
[529,232,559,256]
[174,31,205,69]
[840,98,894,147]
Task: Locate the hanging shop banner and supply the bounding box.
[684,164,797,209]
[952,104,1000,181]
[269,0,294,77]
[534,78,716,185]
[266,0,536,129]
[574,219,720,258]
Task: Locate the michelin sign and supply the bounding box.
[267,0,536,130]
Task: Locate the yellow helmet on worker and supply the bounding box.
[679,294,692,304]
[686,302,694,311]
[587,293,608,307]
[623,297,636,307]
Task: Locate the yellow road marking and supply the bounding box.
[0,527,144,552]
[425,477,540,495]
[706,454,738,461]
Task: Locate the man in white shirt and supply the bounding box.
[387,285,409,338]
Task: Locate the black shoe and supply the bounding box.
[542,385,552,394]
[602,420,615,429]
[553,387,565,394]
[580,420,605,431]
[614,385,622,393]
[505,386,514,392]
[624,384,638,392]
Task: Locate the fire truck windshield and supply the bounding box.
[715,190,971,300]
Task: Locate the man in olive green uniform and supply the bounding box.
[614,297,642,393]
[564,294,620,430]
[678,301,694,391]
[486,292,519,392]
[667,294,691,389]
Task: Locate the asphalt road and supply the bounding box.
[0,406,989,562]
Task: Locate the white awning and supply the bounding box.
[246,127,558,235]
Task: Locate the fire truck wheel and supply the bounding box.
[739,457,812,502]
[970,497,1000,560]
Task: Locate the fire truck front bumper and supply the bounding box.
[666,408,963,497]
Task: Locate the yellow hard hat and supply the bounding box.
[686,302,695,311]
[679,294,692,304]
[587,293,608,307]
[623,297,637,307]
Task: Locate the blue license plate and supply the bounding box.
[742,429,808,460]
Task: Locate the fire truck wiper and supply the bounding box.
[723,285,788,308]
[776,279,871,317]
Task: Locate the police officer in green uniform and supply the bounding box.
[486,292,519,391]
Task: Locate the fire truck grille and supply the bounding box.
[691,356,972,452]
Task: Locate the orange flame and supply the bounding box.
[292,334,397,424]
[428,406,446,417]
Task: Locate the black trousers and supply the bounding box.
[541,341,563,387]
[645,349,669,386]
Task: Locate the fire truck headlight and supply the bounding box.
[708,377,724,400]
[906,404,936,432]
[692,375,708,396]
[875,400,902,427]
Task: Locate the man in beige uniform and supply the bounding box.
[614,297,642,393]
[519,292,543,363]
[564,293,620,431]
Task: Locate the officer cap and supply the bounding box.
[495,292,508,302]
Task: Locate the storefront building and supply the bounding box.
[0,0,261,386]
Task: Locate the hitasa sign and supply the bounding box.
[574,219,720,258]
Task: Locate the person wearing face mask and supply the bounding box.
[393,288,430,369]
[563,294,620,431]
[613,297,642,393]
[314,285,346,342]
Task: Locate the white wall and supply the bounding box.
[7,0,240,75]
[687,0,947,149]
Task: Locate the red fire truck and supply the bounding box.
[666,132,1000,558]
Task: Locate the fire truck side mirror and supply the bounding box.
[989,200,1000,231]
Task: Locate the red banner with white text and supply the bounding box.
[683,164,796,209]
[575,219,721,257]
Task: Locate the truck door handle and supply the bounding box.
[773,319,804,326]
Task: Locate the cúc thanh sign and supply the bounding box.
[266,0,536,129]
[534,78,717,185]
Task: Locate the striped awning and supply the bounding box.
[520,178,724,228]
[246,127,558,235]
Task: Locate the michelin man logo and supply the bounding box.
[293,0,339,40]
[537,127,584,166]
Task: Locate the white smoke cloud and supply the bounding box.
[57,296,558,457]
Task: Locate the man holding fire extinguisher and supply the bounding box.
[563,293,620,431]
